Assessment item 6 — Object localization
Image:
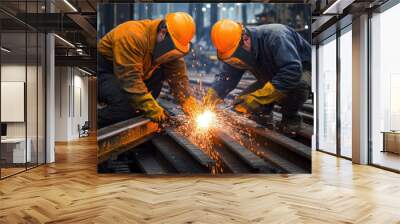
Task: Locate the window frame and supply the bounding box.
[315,21,353,160]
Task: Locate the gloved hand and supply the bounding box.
[233,82,285,114]
[132,93,168,123]
[203,88,223,108]
[182,96,200,117]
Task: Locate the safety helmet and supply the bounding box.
[165,12,195,53]
[211,19,243,60]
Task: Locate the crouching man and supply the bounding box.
[205,19,311,134]
[98,12,199,128]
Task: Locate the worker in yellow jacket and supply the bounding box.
[97,12,199,128]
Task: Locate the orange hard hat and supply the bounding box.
[211,19,243,60]
[165,12,195,53]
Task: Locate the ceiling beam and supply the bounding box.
[66,13,97,46]
[322,0,356,14]
[55,55,96,71]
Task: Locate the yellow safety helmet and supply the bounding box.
[165,12,196,53]
[211,19,243,60]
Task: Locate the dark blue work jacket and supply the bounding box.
[212,24,311,99]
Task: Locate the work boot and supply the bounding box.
[250,111,274,129]
[277,115,302,136]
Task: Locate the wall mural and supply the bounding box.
[97,2,312,175]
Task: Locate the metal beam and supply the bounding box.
[132,147,172,174]
[312,15,336,37]
[55,55,96,69]
[151,134,209,173]
[0,11,96,37]
[224,110,311,159]
[97,117,159,163]
[215,130,275,173]
[322,0,356,14]
[165,129,215,169]
[66,13,97,46]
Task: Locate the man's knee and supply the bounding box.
[288,81,310,100]
[279,82,309,116]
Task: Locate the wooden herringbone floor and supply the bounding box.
[1,137,400,224]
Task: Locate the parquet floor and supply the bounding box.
[1,167,26,178]
[1,136,400,223]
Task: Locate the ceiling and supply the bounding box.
[1,0,390,72]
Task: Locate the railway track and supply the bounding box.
[98,96,311,174]
[220,109,311,173]
[163,76,314,147]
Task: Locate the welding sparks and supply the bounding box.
[195,110,216,130]
[173,94,256,174]
[174,105,224,173]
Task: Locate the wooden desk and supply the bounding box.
[382,131,400,154]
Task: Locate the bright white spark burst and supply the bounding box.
[195,110,216,130]
[173,94,264,174]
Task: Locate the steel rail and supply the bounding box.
[151,134,210,173]
[158,99,310,173]
[97,116,159,163]
[214,130,277,173]
[98,96,312,174]
[223,110,311,172]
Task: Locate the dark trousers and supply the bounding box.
[97,55,165,128]
[240,79,310,122]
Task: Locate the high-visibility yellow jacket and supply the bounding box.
[97,19,191,104]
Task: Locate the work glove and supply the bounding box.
[132,92,168,123]
[181,96,201,117]
[233,82,285,114]
[203,88,223,108]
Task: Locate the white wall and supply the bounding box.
[1,63,46,164]
[1,64,41,138]
[1,65,26,139]
[55,66,69,141]
[55,67,89,141]
[72,73,89,138]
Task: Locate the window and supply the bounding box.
[317,36,337,154]
[339,28,352,158]
[370,3,400,171]
[0,1,47,179]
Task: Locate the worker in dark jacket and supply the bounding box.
[97,12,199,128]
[205,19,311,133]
